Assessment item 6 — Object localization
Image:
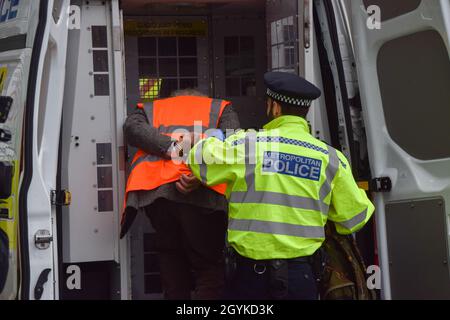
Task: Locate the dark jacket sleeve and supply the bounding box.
[218,104,241,131]
[123,108,173,158]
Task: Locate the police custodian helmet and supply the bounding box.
[264,72,321,108]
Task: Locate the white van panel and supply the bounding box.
[61,0,123,264]
[350,0,450,299]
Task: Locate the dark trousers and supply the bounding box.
[226,253,319,300]
[145,199,227,300]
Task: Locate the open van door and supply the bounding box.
[20,0,70,300]
[350,0,450,299]
[0,0,70,300]
[58,0,129,299]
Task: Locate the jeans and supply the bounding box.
[146,199,227,300]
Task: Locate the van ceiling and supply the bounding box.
[122,0,265,16]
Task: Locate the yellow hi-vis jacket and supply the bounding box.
[188,115,374,260]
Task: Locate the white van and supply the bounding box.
[0,0,449,300]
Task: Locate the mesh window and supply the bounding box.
[269,15,298,73]
[178,37,197,56]
[158,37,177,56]
[138,37,157,56]
[137,36,198,100]
[224,36,256,97]
[138,58,157,77]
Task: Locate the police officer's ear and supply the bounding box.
[266,98,272,117]
[273,102,282,118]
[266,98,282,119]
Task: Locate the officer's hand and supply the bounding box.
[176,174,201,195]
[207,129,225,141]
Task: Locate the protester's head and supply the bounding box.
[171,88,208,97]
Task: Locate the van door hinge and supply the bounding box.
[371,177,392,192]
[358,177,392,192]
[35,230,53,250]
[51,189,71,206]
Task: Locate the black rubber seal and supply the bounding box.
[19,0,49,300]
[321,0,358,174]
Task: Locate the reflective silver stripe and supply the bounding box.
[335,208,368,230]
[209,99,223,128]
[131,154,161,171]
[195,140,207,183]
[244,133,256,189]
[158,125,207,134]
[143,102,154,124]
[318,146,340,202]
[230,191,327,212]
[229,218,325,238]
[231,132,328,213]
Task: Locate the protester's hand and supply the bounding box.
[187,132,202,147]
[166,140,184,159]
[176,174,202,195]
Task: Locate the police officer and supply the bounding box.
[185,72,375,300]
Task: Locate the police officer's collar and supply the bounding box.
[264,116,309,133]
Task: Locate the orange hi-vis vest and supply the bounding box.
[123,96,229,215]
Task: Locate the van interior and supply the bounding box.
[117,0,373,300]
[58,0,376,300]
